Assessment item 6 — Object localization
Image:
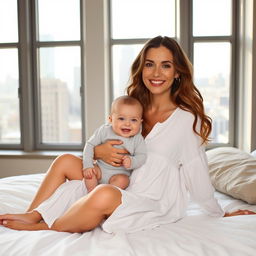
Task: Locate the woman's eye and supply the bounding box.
[162,64,171,68]
[145,62,153,67]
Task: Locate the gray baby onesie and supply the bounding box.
[83,124,147,183]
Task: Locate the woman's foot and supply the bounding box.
[1,220,49,231]
[0,211,42,225]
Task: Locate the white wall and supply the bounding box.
[0,157,53,178]
[237,0,256,152]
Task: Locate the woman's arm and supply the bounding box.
[94,140,129,167]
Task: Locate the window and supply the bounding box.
[192,0,234,144]
[0,0,85,150]
[109,0,235,146]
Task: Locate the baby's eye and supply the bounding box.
[118,117,125,121]
[131,119,138,122]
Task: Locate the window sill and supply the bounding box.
[0,150,82,159]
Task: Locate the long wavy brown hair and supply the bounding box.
[127,36,212,144]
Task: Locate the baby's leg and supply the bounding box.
[0,210,42,225]
[109,174,130,189]
[84,165,102,192]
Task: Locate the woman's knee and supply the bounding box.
[90,184,122,215]
[52,154,83,180]
[55,153,81,165]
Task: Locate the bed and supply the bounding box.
[0,147,256,256]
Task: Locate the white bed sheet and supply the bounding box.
[0,173,256,256]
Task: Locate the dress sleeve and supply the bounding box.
[179,119,224,217]
[181,148,224,217]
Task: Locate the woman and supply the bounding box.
[0,36,254,232]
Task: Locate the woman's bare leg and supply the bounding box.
[27,154,84,211]
[52,184,122,233]
[2,185,122,233]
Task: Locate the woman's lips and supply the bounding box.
[150,80,165,86]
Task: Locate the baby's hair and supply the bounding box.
[111,95,143,116]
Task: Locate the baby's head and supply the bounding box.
[109,96,143,138]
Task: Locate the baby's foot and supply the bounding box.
[0,211,41,225]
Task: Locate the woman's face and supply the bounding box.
[142,46,179,97]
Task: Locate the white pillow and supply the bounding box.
[251,149,256,158]
[206,147,256,204]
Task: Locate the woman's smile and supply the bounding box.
[149,79,166,86]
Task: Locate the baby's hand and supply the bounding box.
[83,168,96,179]
[122,155,131,169]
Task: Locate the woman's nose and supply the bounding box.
[153,66,160,77]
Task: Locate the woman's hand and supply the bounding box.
[94,140,129,167]
[224,209,256,217]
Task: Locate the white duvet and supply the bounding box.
[0,173,256,256]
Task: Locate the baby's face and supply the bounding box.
[109,104,142,138]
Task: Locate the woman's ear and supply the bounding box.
[175,73,180,79]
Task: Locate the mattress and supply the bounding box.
[0,173,256,256]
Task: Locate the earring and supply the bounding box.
[175,77,181,84]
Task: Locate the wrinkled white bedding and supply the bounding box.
[0,173,256,256]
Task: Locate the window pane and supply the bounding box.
[0,0,18,43]
[193,0,232,36]
[194,42,231,143]
[39,46,82,143]
[38,0,80,41]
[111,0,175,39]
[0,49,20,143]
[112,44,143,99]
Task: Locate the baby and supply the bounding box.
[83,95,147,192]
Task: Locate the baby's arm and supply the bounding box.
[83,126,105,172]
